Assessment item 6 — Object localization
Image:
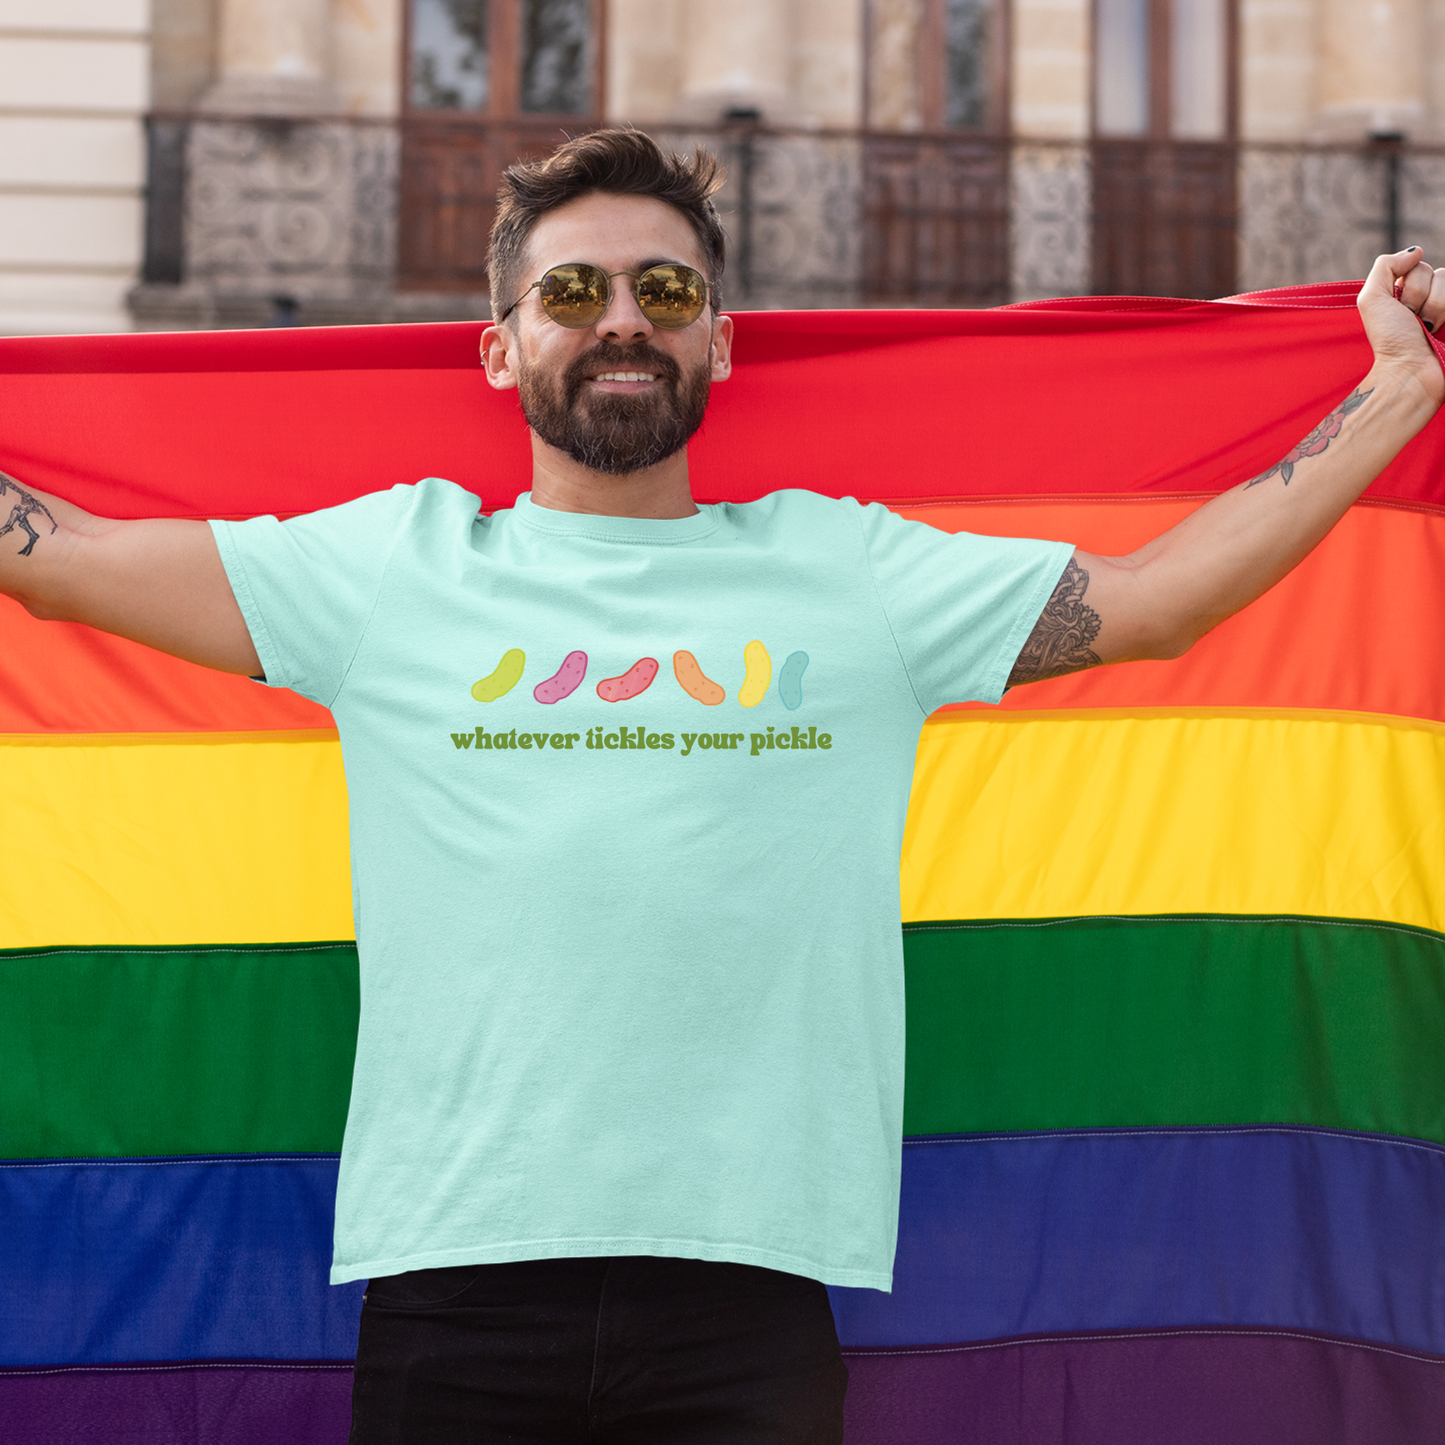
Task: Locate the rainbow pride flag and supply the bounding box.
[3,287,1444,1442]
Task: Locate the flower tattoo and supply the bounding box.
[1244,387,1372,489]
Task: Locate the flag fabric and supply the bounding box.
[3,285,1444,1443]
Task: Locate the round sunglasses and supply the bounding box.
[498,262,711,330]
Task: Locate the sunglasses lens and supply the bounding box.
[537,264,609,327]
[636,264,708,327]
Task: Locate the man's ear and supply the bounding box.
[709,314,733,382]
[481,324,519,391]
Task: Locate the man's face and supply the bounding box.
[482,193,732,475]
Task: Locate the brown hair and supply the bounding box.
[488,128,727,323]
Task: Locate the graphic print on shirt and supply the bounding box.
[469,641,811,712]
[673,650,726,705]
[737,641,772,707]
[534,650,588,704]
[778,651,809,711]
[597,657,660,701]
[472,648,526,701]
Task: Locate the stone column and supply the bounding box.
[1319,0,1426,136]
[201,0,338,114]
[673,0,799,122]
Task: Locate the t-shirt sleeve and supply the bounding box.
[856,501,1074,715]
[209,485,415,707]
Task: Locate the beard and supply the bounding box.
[516,339,712,476]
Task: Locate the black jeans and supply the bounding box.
[349,1255,848,1444]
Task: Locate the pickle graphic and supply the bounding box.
[777,651,809,710]
[534,650,588,704]
[673,650,725,705]
[737,640,771,708]
[597,657,659,702]
[472,648,525,702]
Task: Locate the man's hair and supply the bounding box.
[488,128,727,324]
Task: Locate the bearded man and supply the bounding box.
[2,129,1444,1444]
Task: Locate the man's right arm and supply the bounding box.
[0,470,262,677]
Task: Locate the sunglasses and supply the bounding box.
[498,262,711,329]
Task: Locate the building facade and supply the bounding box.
[2,1,1443,333]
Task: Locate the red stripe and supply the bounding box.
[2,287,1442,520]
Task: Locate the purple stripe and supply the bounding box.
[0,1362,352,1444]
[841,1328,1445,1445]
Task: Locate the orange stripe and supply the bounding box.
[4,499,1439,733]
[896,499,1445,724]
[0,595,331,733]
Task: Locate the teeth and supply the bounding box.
[594,371,656,382]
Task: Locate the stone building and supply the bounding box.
[2,1,1444,333]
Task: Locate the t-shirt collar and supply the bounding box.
[509,491,719,545]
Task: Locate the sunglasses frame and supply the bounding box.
[498,262,712,329]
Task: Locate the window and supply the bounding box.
[1093,0,1230,140]
[406,0,597,116]
[399,0,602,289]
[866,0,1008,133]
[1090,0,1238,297]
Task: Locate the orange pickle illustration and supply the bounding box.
[673,650,725,705]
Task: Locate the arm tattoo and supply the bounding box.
[1007,556,1102,688]
[0,470,58,558]
[1243,386,1372,489]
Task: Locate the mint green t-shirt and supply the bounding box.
[212,481,1070,1290]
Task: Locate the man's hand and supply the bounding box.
[0,471,262,677]
[1359,246,1445,403]
[1008,249,1445,688]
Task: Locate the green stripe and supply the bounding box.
[7,918,1444,1158]
[903,915,1445,1143]
[1,944,357,1158]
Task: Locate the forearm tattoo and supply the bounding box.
[1007,556,1102,688]
[1243,386,1372,489]
[0,470,58,557]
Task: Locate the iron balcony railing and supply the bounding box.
[137,114,1445,324]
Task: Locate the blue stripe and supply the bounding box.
[8,1129,1444,1366]
[0,1156,361,1366]
[830,1127,1445,1353]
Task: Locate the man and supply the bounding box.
[2,130,1442,1443]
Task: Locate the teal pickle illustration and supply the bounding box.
[777,651,809,710]
[472,648,526,702]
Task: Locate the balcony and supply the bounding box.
[130,115,1445,328]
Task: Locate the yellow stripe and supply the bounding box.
[1,736,353,948]
[902,712,1445,931]
[7,714,1440,946]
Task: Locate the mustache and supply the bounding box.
[563,342,682,406]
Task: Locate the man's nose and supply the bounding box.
[594,278,653,343]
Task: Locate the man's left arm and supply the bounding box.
[1007,247,1445,687]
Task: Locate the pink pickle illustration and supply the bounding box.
[534,650,588,704]
[597,657,659,702]
[673,650,725,705]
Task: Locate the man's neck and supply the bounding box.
[526,436,700,520]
